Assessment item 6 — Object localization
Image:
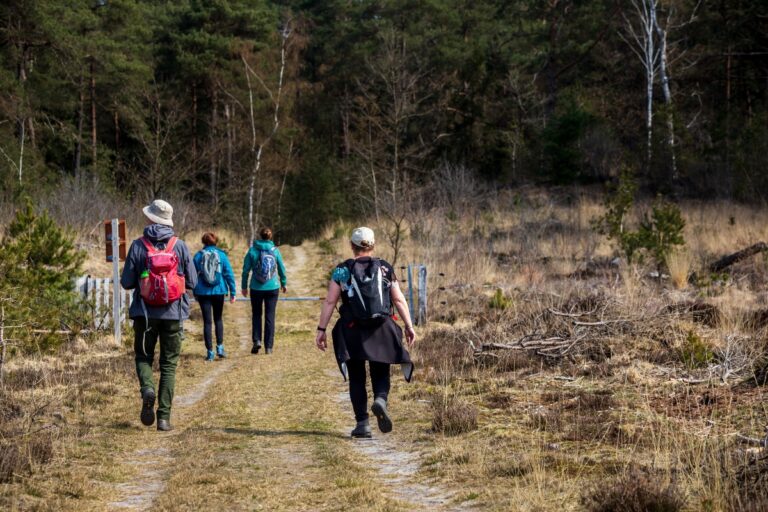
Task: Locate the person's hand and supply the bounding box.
[281,285,287,294]
[404,325,416,347]
[315,330,327,352]
[230,295,236,304]
[241,289,248,298]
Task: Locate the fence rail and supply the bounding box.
[76,263,428,331]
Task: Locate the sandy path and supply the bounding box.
[105,242,467,511]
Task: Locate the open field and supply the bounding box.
[2,189,768,511]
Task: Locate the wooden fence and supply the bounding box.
[75,276,132,330]
[76,263,428,330]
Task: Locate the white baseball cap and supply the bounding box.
[351,227,375,248]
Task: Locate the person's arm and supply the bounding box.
[182,242,197,290]
[315,281,341,352]
[241,250,252,297]
[391,281,416,346]
[276,248,287,292]
[221,252,237,301]
[120,241,140,290]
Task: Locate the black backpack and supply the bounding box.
[342,258,392,323]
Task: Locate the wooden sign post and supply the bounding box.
[105,219,126,344]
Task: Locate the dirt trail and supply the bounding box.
[102,242,466,511]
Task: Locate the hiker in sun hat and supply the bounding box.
[193,232,237,361]
[121,199,196,432]
[315,226,416,438]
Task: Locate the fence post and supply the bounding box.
[102,279,111,329]
[406,264,415,323]
[110,218,122,344]
[417,264,428,326]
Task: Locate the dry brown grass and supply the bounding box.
[5,189,768,510]
[357,189,768,510]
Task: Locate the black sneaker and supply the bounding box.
[140,388,156,426]
[251,344,261,354]
[157,419,173,431]
[351,420,372,439]
[371,398,393,434]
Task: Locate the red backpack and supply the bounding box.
[139,236,185,306]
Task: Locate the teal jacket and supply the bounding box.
[241,240,287,291]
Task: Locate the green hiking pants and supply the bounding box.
[133,317,183,421]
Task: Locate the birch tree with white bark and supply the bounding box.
[242,21,291,243]
[622,0,661,172]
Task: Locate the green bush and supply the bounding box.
[593,169,685,266]
[0,202,87,353]
[678,331,715,370]
[488,288,513,310]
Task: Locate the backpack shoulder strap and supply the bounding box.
[140,236,155,253]
[165,236,178,252]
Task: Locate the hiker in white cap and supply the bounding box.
[315,227,416,438]
[121,199,196,432]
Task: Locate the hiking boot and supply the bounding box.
[157,419,173,432]
[350,419,372,439]
[205,350,215,361]
[216,345,226,358]
[371,398,393,434]
[140,388,156,427]
[251,344,260,354]
[265,347,273,355]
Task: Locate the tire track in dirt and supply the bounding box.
[331,386,469,511]
[110,244,308,511]
[110,313,250,510]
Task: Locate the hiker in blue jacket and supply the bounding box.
[241,227,287,354]
[121,199,196,432]
[193,232,237,361]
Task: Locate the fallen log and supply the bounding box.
[709,242,768,273]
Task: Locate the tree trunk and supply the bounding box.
[192,86,198,159]
[654,10,677,182]
[90,58,97,169]
[210,87,219,210]
[225,102,232,191]
[75,72,85,174]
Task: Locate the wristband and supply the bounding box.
[317,326,327,332]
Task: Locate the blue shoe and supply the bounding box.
[216,345,226,358]
[205,350,215,361]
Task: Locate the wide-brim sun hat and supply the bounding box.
[143,199,174,227]
[351,227,375,248]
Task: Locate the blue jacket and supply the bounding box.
[120,224,196,321]
[193,246,237,297]
[241,240,287,291]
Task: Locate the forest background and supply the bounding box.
[2,0,767,242]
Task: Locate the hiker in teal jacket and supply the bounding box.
[193,232,237,361]
[241,227,287,354]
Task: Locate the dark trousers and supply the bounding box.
[133,317,183,421]
[195,294,225,350]
[249,289,279,349]
[347,359,391,422]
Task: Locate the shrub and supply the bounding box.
[432,395,478,435]
[488,288,513,310]
[582,468,685,512]
[0,201,87,353]
[593,170,685,266]
[678,330,715,370]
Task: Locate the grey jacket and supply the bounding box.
[120,224,197,321]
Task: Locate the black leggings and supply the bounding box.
[346,359,391,422]
[250,289,279,349]
[195,295,225,350]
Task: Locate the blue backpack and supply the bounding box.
[252,247,277,283]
